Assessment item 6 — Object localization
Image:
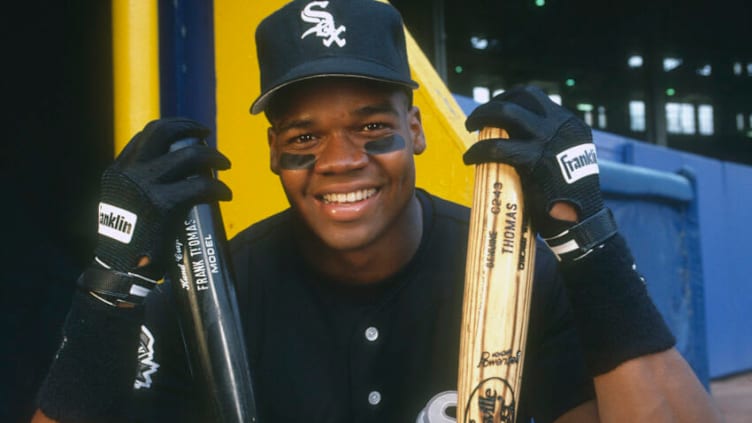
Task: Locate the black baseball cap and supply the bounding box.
[250,0,419,115]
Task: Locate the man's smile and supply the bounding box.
[320,188,378,204]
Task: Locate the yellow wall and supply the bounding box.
[112,0,161,154]
[214,1,478,236]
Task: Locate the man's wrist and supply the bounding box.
[544,208,618,262]
[77,258,159,307]
[36,290,144,422]
[559,233,676,375]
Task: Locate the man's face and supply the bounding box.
[267,79,426,253]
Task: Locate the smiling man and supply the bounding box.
[34,1,722,422]
[265,79,425,284]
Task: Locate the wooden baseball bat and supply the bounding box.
[457,127,536,423]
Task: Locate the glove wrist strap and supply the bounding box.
[77,258,158,306]
[545,208,618,261]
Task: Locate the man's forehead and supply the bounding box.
[267,77,408,121]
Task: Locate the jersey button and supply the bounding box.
[365,326,379,342]
[368,390,382,405]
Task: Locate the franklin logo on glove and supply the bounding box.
[556,144,599,184]
[98,202,137,244]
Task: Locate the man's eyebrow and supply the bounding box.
[273,102,399,131]
[274,118,314,133]
[353,102,400,117]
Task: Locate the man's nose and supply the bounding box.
[314,133,368,174]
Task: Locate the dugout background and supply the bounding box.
[1,2,113,422]
[2,1,751,422]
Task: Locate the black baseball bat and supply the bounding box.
[169,138,258,422]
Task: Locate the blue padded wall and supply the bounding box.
[600,161,709,386]
[610,138,752,378]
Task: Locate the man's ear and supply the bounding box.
[408,106,426,155]
[268,127,280,175]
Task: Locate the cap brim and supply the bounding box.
[250,57,419,115]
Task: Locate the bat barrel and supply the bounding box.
[457,127,536,423]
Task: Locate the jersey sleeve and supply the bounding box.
[517,242,596,423]
[129,282,210,422]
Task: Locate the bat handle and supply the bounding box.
[476,128,578,222]
[479,126,509,141]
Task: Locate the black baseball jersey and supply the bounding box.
[131,189,594,422]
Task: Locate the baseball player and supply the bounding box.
[34,0,722,422]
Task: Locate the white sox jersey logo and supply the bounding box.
[134,325,160,390]
[300,1,346,47]
[416,391,457,423]
[556,143,599,184]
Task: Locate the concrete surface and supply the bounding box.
[711,371,752,423]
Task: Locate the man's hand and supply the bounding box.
[85,117,232,305]
[463,86,723,423]
[463,85,615,261]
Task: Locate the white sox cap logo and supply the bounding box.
[300,1,346,47]
[556,144,599,184]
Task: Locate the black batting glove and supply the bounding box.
[83,118,232,305]
[464,87,675,375]
[464,85,616,261]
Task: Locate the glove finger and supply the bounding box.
[465,101,550,139]
[514,85,571,119]
[126,118,212,162]
[159,177,233,211]
[491,85,548,116]
[151,144,231,182]
[463,138,543,173]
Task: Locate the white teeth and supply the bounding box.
[322,188,377,204]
